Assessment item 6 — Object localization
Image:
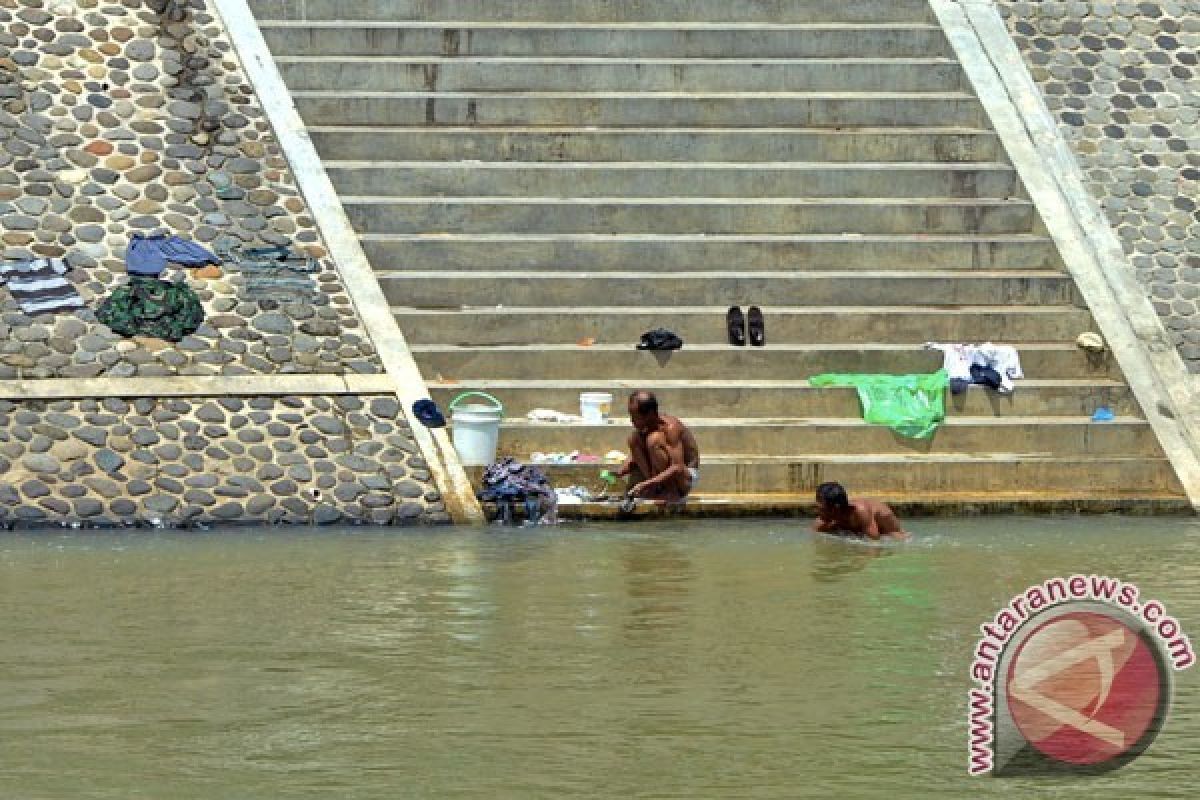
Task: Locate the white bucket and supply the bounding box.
[449,392,504,466]
[580,392,614,424]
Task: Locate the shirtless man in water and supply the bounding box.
[812,481,910,541]
[614,390,699,503]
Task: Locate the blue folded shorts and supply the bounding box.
[126,233,218,276]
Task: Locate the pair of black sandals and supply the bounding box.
[726,306,765,347]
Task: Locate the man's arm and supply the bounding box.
[616,431,641,478]
[629,423,688,495]
[859,507,881,540]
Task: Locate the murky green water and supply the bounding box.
[1,517,1199,798]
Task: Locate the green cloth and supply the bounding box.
[96,277,205,342]
[809,370,949,439]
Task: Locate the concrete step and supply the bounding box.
[428,379,1139,418]
[261,22,953,59]
[260,1,1178,511]
[379,271,1077,307]
[249,0,936,24]
[396,306,1092,345]
[278,57,965,93]
[308,126,1004,164]
[411,344,1117,380]
[489,417,1160,457]
[329,162,1019,199]
[344,197,1035,235]
[553,492,1191,518]
[293,91,986,127]
[469,455,1183,494]
[362,233,1057,271]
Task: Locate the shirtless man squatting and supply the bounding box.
[613,390,699,504]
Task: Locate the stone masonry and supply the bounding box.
[0,0,382,378]
[0,393,449,527]
[0,0,445,527]
[997,0,1200,369]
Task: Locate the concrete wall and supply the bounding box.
[0,0,445,527]
[996,0,1200,369]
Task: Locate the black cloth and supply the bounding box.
[412,399,446,428]
[636,328,683,351]
[969,364,1004,390]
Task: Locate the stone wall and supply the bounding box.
[0,392,449,527]
[0,0,382,378]
[997,0,1200,369]
[0,0,447,527]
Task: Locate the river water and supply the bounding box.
[1,517,1198,798]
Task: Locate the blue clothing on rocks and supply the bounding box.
[126,233,218,276]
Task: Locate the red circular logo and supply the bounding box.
[1005,611,1165,766]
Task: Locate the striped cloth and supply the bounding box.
[0,257,85,315]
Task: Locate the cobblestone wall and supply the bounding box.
[997,0,1200,368]
[0,0,446,527]
[0,0,382,377]
[0,393,448,527]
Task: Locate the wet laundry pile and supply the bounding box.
[925,342,1024,394]
[478,457,558,525]
[0,257,84,315]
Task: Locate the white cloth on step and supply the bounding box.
[925,342,975,382]
[526,408,582,423]
[973,343,1024,394]
[926,341,1025,394]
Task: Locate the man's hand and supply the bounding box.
[629,480,654,498]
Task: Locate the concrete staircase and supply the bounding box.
[251,0,1187,514]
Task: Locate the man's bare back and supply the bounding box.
[813,482,910,541]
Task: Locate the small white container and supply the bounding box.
[579,392,614,424]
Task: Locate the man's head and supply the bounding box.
[628,390,659,434]
[816,482,851,518]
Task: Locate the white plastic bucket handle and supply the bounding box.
[448,391,504,413]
